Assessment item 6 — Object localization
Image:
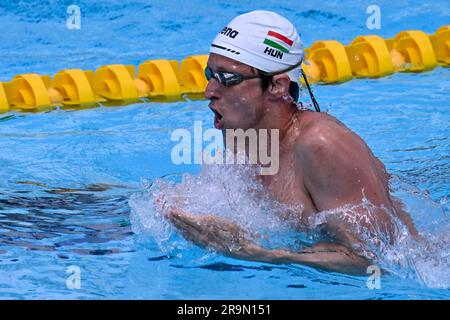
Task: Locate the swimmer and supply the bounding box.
[161,10,419,275]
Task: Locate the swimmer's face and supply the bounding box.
[205,53,265,130]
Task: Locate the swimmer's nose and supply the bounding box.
[205,78,220,100]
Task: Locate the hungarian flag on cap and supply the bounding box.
[263,30,293,53]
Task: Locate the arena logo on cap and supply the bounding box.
[220,26,239,39]
[263,30,293,59]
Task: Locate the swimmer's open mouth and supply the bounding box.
[209,105,223,120]
[209,105,224,129]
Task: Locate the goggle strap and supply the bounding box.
[301,69,321,112]
[261,60,303,77]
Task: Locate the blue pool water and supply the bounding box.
[0,0,449,299]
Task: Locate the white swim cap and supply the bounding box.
[210,10,305,82]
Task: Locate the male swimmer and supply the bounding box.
[161,10,419,275]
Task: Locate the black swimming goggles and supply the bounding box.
[204,61,321,112]
[204,67,261,87]
[204,61,303,87]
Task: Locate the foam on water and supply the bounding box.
[129,164,450,289]
[379,176,450,289]
[130,164,307,252]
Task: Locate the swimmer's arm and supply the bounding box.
[165,207,370,275]
[247,242,371,275]
[295,124,399,241]
[295,124,387,211]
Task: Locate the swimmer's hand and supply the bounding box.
[165,207,263,260]
[165,207,370,275]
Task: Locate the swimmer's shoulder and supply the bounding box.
[296,111,350,144]
[293,110,368,162]
[294,110,384,169]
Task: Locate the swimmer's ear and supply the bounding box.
[266,74,291,100]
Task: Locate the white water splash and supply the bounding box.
[379,176,450,288]
[130,164,306,252]
[129,165,450,288]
